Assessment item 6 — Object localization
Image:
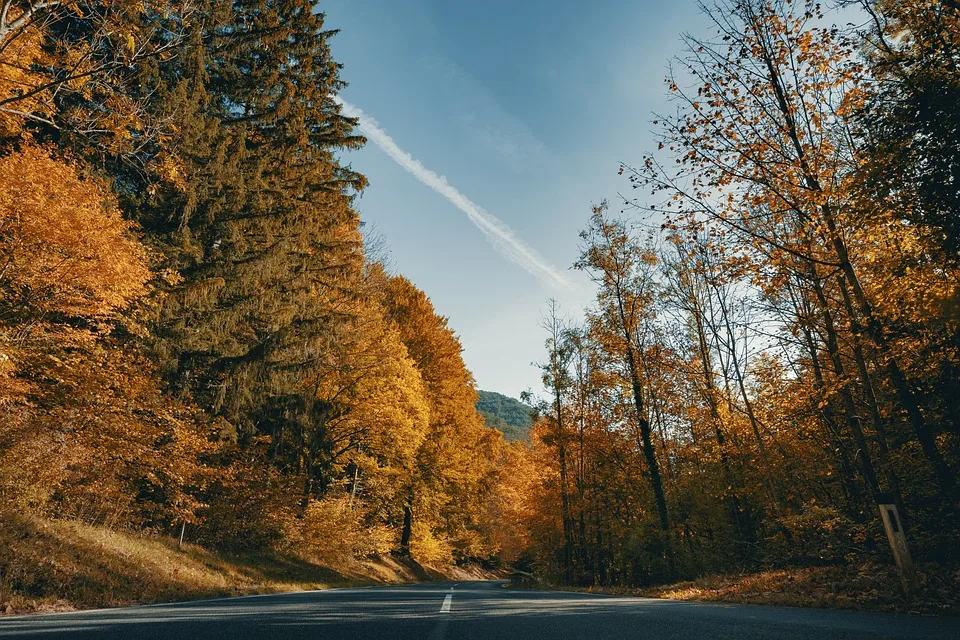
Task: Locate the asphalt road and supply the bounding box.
[1,581,958,639]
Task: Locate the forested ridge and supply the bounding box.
[476,390,534,442]
[1,0,959,614]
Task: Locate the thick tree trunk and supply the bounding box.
[299,455,313,517]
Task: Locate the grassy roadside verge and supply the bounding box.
[0,512,435,616]
[532,564,960,615]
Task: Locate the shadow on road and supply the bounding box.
[1,581,957,640]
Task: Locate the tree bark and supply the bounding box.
[399,492,413,557]
[625,343,670,531]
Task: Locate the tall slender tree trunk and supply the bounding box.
[757,25,958,505]
[807,273,884,501]
[691,307,754,554]
[625,343,670,532]
[545,303,575,581]
[556,417,574,581]
[399,491,413,557]
[824,214,958,506]
[714,291,766,453]
[837,276,909,522]
[798,321,865,515]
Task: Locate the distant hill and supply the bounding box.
[476,390,534,442]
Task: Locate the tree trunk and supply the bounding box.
[759,28,958,506]
[625,343,670,531]
[691,307,754,555]
[808,273,883,502]
[399,492,413,556]
[838,276,909,523]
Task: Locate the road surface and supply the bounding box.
[1,581,957,639]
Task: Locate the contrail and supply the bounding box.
[335,97,570,289]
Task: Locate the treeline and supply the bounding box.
[503,0,960,586]
[0,0,507,565]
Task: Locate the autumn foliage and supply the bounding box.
[0,146,149,317]
[507,0,960,596]
[0,0,958,611]
[0,0,505,577]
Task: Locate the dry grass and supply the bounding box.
[0,511,416,615]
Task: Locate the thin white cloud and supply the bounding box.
[424,56,550,172]
[335,97,570,290]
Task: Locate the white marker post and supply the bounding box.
[878,497,918,592]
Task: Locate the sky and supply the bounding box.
[323,0,707,400]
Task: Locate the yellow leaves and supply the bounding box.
[0,144,150,319]
[410,521,454,566]
[0,24,48,137]
[156,154,185,189]
[294,497,397,561]
[159,268,184,286]
[375,274,503,556]
[1,318,215,526]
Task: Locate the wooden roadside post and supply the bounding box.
[877,494,918,592]
[348,465,360,510]
[178,521,187,550]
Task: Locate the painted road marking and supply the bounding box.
[440,593,452,613]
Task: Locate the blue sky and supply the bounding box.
[324,0,705,399]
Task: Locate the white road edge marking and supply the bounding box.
[440,593,453,613]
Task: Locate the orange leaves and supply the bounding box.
[0,145,150,319]
[374,273,504,560]
[0,1,193,144]
[0,320,216,526]
[0,145,189,528]
[0,22,48,137]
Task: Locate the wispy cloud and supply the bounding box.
[335,97,570,290]
[423,55,550,173]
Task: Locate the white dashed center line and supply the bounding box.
[440,592,452,613]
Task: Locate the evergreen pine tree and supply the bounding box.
[134,0,369,483]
